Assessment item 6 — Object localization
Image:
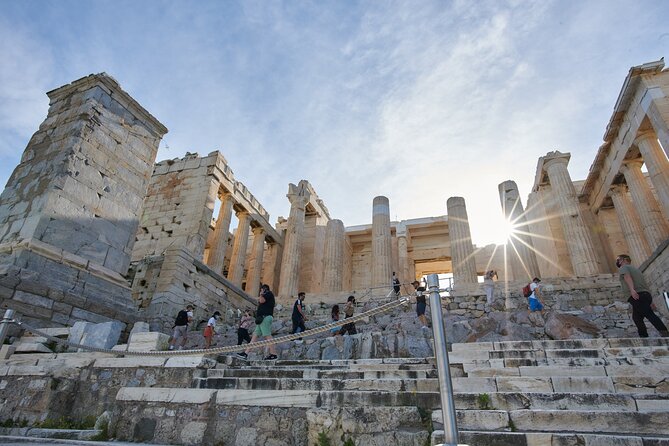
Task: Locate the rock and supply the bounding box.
[130,322,150,335]
[80,321,125,350]
[544,312,601,340]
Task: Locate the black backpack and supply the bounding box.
[174,310,189,326]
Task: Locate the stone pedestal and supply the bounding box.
[498,180,540,280]
[635,132,669,221]
[371,196,393,289]
[322,219,345,292]
[544,155,600,276]
[610,185,651,264]
[278,184,310,300]
[228,212,251,286]
[446,197,477,285]
[621,159,669,249]
[207,192,234,274]
[245,227,265,297]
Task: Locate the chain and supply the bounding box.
[10,296,410,357]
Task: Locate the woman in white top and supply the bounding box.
[204,311,221,349]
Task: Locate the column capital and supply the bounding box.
[609,183,628,196]
[543,155,570,171]
[235,209,250,219]
[634,130,656,146]
[621,158,644,172]
[251,226,265,236]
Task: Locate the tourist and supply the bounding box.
[392,272,401,296]
[412,280,429,329]
[169,304,194,350]
[239,284,278,360]
[291,292,307,339]
[203,311,221,349]
[528,277,544,312]
[338,296,357,335]
[483,270,497,305]
[330,304,341,335]
[237,309,253,347]
[616,254,669,338]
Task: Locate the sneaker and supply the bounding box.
[236,352,247,359]
[263,354,278,360]
[168,345,174,351]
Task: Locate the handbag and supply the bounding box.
[255,314,265,325]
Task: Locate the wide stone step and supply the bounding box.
[432,430,669,446]
[217,355,433,367]
[454,375,669,394]
[466,363,669,378]
[206,367,440,379]
[462,355,669,370]
[195,376,441,392]
[450,337,669,354]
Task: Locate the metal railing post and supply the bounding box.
[427,274,459,446]
[0,309,16,347]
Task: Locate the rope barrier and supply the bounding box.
[7,295,411,357]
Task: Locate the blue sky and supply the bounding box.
[1,0,668,245]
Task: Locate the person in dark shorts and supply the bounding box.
[412,280,428,329]
[237,309,253,346]
[291,292,307,339]
[392,272,401,296]
[239,284,278,360]
[338,295,357,335]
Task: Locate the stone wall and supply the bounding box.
[641,239,669,320]
[0,74,167,327]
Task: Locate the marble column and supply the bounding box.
[371,196,393,288]
[262,241,282,293]
[498,180,540,280]
[322,219,345,292]
[544,156,600,276]
[397,225,410,286]
[620,159,669,249]
[635,131,669,220]
[609,184,651,263]
[245,226,265,297]
[278,185,309,299]
[447,197,478,285]
[207,192,234,274]
[227,211,251,286]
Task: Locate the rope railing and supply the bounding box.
[0,295,411,357]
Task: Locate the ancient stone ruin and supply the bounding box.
[0,59,668,445]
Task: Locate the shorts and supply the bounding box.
[253,315,273,337]
[416,302,427,316]
[529,298,543,312]
[172,325,188,341]
[203,326,214,339]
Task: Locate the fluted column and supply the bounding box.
[635,131,669,220]
[498,180,540,280]
[544,156,600,276]
[322,219,345,292]
[447,197,477,285]
[371,196,393,288]
[621,159,669,249]
[278,186,309,300]
[609,185,651,263]
[397,225,410,286]
[207,192,234,274]
[227,211,251,286]
[245,226,265,297]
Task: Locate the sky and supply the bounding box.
[1,0,668,246]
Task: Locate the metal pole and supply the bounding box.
[427,274,459,446]
[0,309,16,347]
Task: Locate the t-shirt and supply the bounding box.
[415,286,426,305]
[292,298,304,320]
[529,282,539,300]
[207,317,217,327]
[393,277,400,293]
[619,264,649,296]
[257,291,275,317]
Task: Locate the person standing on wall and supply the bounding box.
[169,304,194,350]
[239,284,278,360]
[616,254,669,338]
[291,292,308,341]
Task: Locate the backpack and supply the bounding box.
[522,283,532,298]
[174,310,189,326]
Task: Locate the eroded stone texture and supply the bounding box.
[371,196,393,289]
[447,197,478,286]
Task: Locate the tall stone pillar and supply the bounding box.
[447,197,478,285]
[635,132,669,220]
[610,185,651,263]
[397,224,410,286]
[544,156,600,276]
[206,192,234,274]
[322,219,345,292]
[278,184,310,300]
[371,196,393,288]
[227,211,251,286]
[262,241,282,293]
[245,227,265,297]
[621,159,669,249]
[498,180,540,280]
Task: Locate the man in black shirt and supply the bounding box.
[291,292,307,339]
[239,284,277,360]
[392,272,401,296]
[412,280,429,329]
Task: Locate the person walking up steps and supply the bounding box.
[338,296,357,335]
[203,311,221,349]
[239,284,278,360]
[616,254,669,338]
[291,292,307,341]
[169,304,194,350]
[412,280,429,329]
[237,309,254,347]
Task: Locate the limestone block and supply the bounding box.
[117,387,216,404]
[216,389,318,407]
[79,321,125,350]
[0,345,16,359]
[94,357,166,368]
[14,342,53,354]
[112,344,128,352]
[130,321,150,335]
[164,356,217,368]
[128,332,169,351]
[496,377,552,392]
[552,376,614,393]
[68,321,93,351]
[180,421,207,445]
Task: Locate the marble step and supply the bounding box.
[217,355,434,367]
[462,355,669,370]
[450,337,669,354]
[432,430,669,446]
[195,376,441,392]
[466,363,669,378]
[205,367,442,379]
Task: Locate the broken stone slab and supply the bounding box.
[164,356,216,368]
[14,342,53,354]
[67,321,92,351]
[215,389,319,407]
[0,345,16,359]
[116,387,216,404]
[551,376,615,393]
[130,321,150,335]
[79,320,125,350]
[127,331,169,351]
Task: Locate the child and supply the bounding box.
[203,311,221,349]
[237,309,254,346]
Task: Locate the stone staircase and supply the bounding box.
[108,336,669,445]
